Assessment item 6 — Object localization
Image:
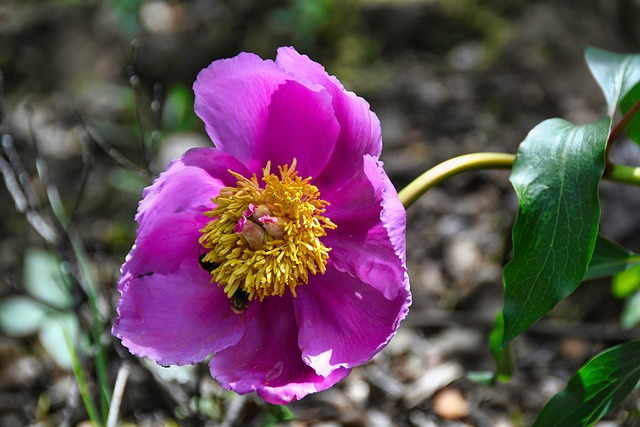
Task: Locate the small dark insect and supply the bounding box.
[230,289,250,314]
[135,272,154,279]
[198,251,220,272]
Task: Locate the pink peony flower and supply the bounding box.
[112,47,411,404]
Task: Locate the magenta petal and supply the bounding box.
[113,261,247,366]
[136,147,248,230]
[258,80,339,178]
[295,267,410,377]
[209,296,350,404]
[120,210,208,290]
[194,53,289,174]
[324,155,408,300]
[275,47,382,191]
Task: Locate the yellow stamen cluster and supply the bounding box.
[199,160,336,301]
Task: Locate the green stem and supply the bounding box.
[399,153,640,209]
[67,332,102,427]
[606,163,640,186]
[398,153,515,208]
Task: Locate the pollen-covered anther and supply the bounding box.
[198,159,336,302]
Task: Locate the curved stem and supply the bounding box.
[398,153,515,208]
[399,153,640,209]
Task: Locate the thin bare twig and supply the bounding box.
[128,39,152,170]
[2,132,41,209]
[106,362,131,427]
[151,82,164,137]
[152,82,164,117]
[0,146,28,212]
[26,102,68,229]
[0,134,59,244]
[70,126,94,222]
[75,124,152,181]
[0,71,6,135]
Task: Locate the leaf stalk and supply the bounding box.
[609,97,640,146]
[399,153,640,209]
[606,97,640,161]
[398,153,515,208]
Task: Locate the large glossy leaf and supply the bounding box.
[586,47,640,145]
[584,235,640,281]
[533,341,640,427]
[502,118,609,345]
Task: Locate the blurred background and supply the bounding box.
[1,0,640,426]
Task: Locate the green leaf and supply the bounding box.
[38,313,81,370]
[503,118,609,345]
[621,291,640,329]
[612,265,640,298]
[533,341,640,427]
[466,371,496,386]
[619,83,640,145]
[110,0,143,34]
[164,85,197,131]
[108,168,148,194]
[586,47,640,118]
[0,296,48,337]
[263,404,296,427]
[584,235,640,281]
[24,248,73,309]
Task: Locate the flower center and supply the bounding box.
[198,160,336,303]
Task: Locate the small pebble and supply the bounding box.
[432,387,470,420]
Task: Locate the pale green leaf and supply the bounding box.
[621,291,640,329]
[585,235,640,281]
[24,248,73,309]
[586,47,640,118]
[612,264,640,298]
[38,313,80,370]
[0,296,48,337]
